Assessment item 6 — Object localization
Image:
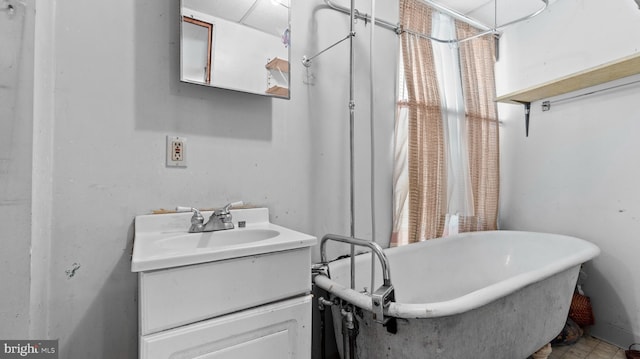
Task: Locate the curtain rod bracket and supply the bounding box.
[542,101,551,111]
[302,32,355,67]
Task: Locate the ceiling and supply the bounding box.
[182,0,289,37]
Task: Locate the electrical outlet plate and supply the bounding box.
[166,136,187,167]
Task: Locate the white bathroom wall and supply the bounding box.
[0,0,35,339]
[497,0,640,347]
[4,0,398,358]
[304,0,398,258]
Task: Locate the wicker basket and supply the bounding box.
[569,291,595,327]
[626,344,640,359]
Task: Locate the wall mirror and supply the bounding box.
[180,0,291,99]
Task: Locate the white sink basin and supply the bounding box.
[131,208,316,272]
[158,229,280,250]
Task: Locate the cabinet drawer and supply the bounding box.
[140,295,312,359]
[139,247,311,335]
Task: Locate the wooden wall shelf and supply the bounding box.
[265,57,289,98]
[265,57,289,73]
[266,85,289,98]
[496,52,640,105]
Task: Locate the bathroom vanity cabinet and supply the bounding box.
[137,254,312,359]
[132,208,316,359]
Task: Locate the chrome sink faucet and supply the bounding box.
[177,201,243,233]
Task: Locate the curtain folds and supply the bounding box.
[391,0,499,246]
[398,0,447,245]
[456,22,500,233]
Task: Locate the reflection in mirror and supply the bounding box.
[180,0,291,99]
[182,17,213,84]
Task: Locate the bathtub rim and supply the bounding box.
[313,230,600,319]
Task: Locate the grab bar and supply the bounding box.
[320,234,395,324]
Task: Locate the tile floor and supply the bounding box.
[549,335,626,359]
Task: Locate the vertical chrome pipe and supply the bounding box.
[349,0,356,291]
[342,313,350,359]
[369,0,377,296]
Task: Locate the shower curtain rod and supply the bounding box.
[541,77,640,110]
[323,0,548,44]
[304,0,548,66]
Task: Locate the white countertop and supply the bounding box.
[131,208,316,272]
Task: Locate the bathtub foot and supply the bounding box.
[532,343,552,359]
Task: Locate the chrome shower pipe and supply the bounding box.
[302,33,353,67]
[349,0,356,290]
[324,0,400,33]
[324,0,550,44]
[419,0,492,31]
[324,0,491,33]
[421,0,550,36]
[454,0,549,44]
[320,234,393,287]
[493,0,549,28]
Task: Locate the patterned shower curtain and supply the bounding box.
[391,0,500,246]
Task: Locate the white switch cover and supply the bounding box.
[166,136,187,167]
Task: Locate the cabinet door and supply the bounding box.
[139,248,311,335]
[140,295,311,359]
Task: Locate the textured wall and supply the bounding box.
[0,0,35,339]
[497,0,640,347]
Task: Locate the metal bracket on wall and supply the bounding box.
[302,32,355,68]
[514,101,532,137]
[542,101,551,111]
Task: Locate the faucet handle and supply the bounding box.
[176,207,205,232]
[217,201,244,215]
[226,201,244,210]
[176,206,203,218]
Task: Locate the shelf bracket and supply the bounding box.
[514,101,532,137]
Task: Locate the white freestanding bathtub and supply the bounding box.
[314,231,600,359]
